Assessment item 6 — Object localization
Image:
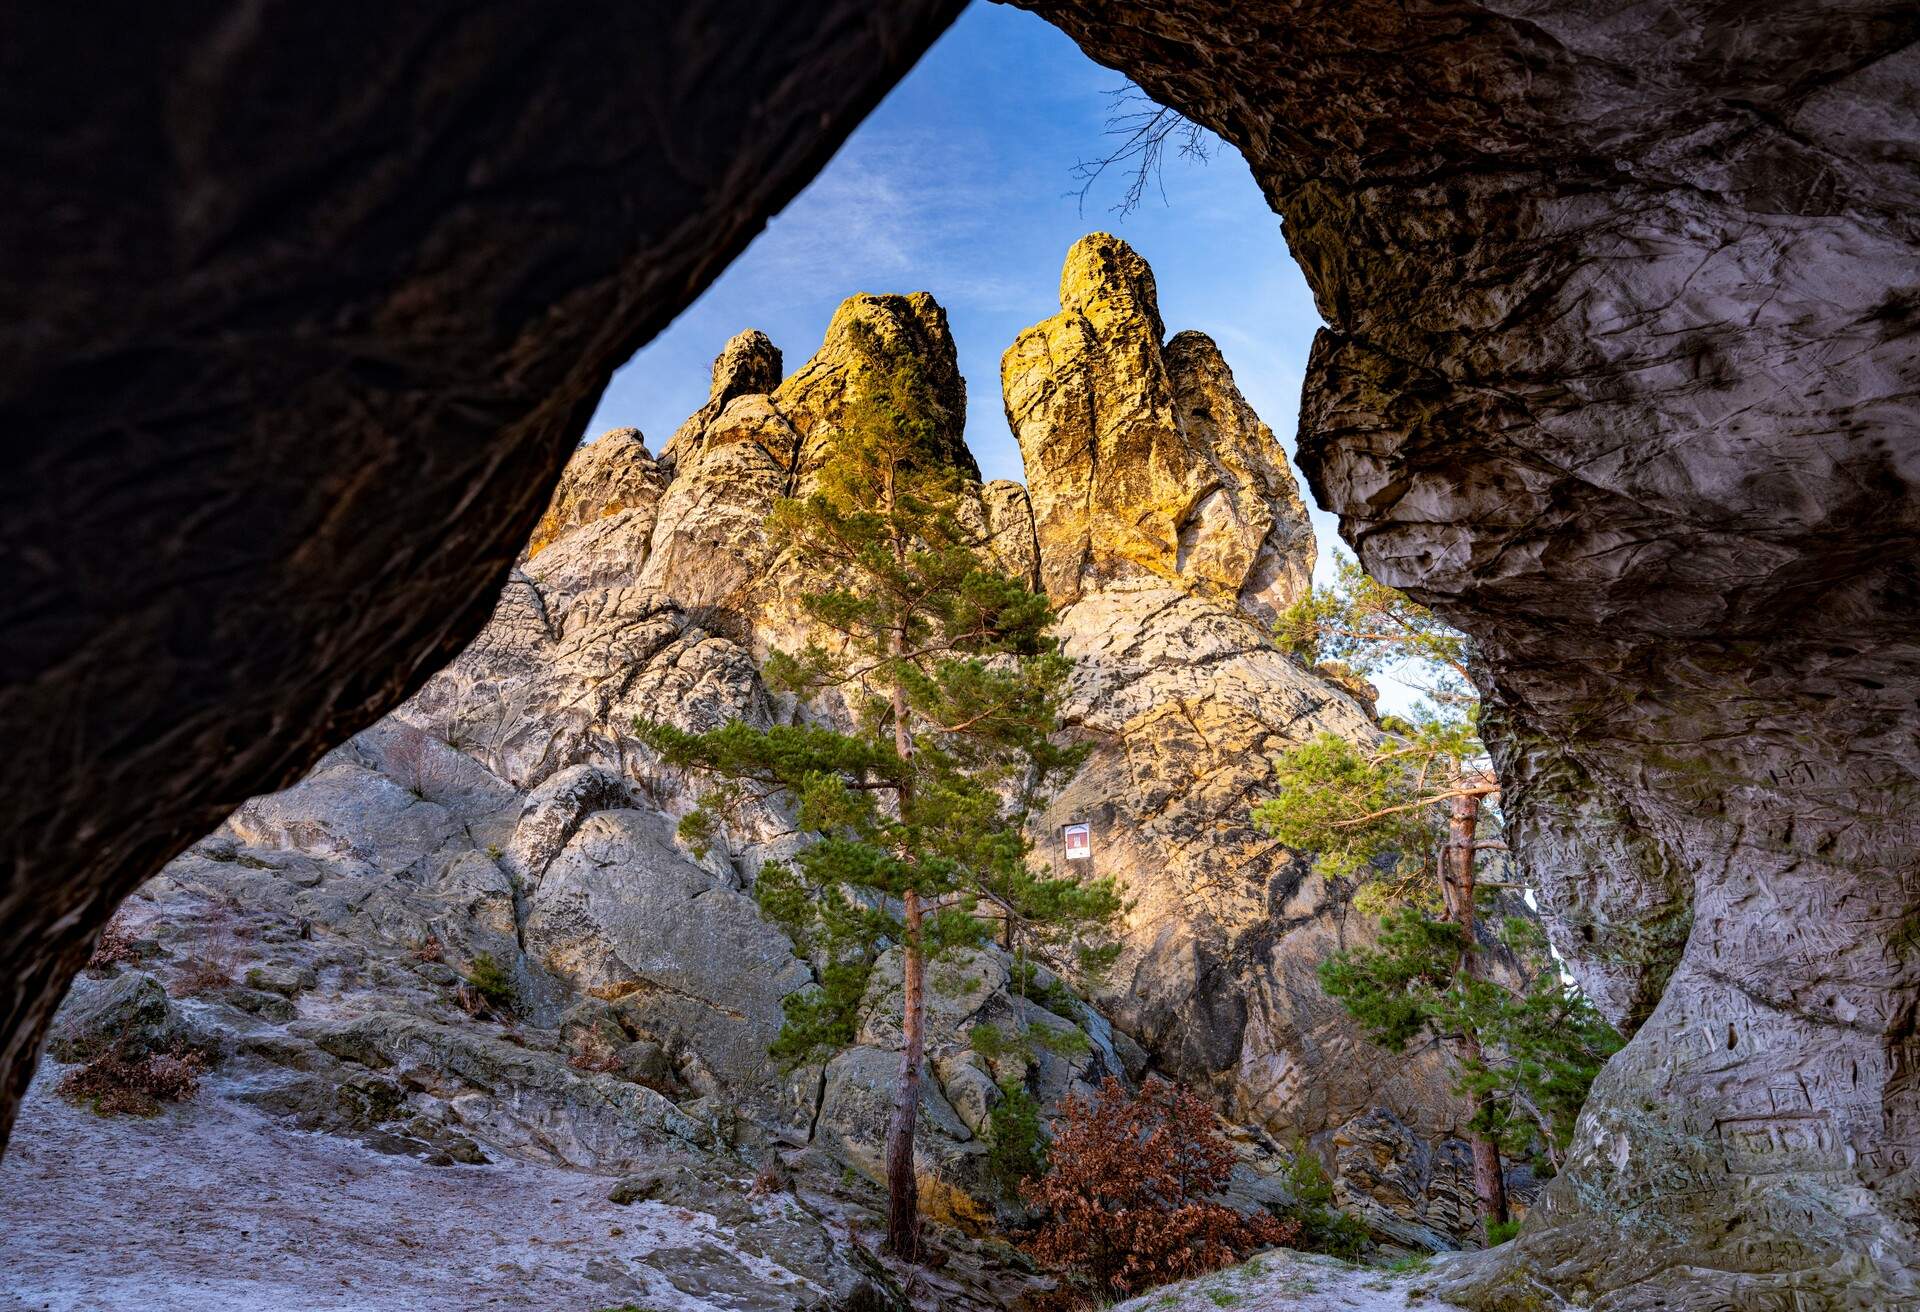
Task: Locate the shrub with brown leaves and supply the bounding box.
[85,913,143,973]
[170,906,245,997]
[748,1158,789,1198]
[57,1044,207,1117]
[1021,1077,1299,1300]
[386,722,449,800]
[172,957,235,996]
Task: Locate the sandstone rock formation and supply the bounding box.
[1011,236,1499,1247]
[0,0,969,1150]
[1014,4,1920,1307]
[1004,234,1314,622]
[15,254,1503,1289]
[11,10,1914,1303]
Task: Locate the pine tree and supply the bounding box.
[642,327,1121,1256]
[1255,557,1619,1239]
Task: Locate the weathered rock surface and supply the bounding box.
[1010,237,1507,1241]
[0,1061,910,1312]
[0,0,969,1149]
[17,782,997,1306]
[1015,3,1920,1306]
[1004,233,1315,621]
[46,972,197,1066]
[1105,1247,1433,1312]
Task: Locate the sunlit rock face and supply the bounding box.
[1017,2,1920,1306]
[0,0,968,1149]
[1004,233,1316,623]
[1005,235,1495,1245]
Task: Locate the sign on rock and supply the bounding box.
[1063,822,1091,860]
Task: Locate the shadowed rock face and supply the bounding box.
[0,2,965,1147]
[1017,1,1920,1306]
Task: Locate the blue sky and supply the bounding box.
[586,1,1350,584]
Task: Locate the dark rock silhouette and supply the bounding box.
[0,0,965,1150]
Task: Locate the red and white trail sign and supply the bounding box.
[1062,822,1091,860]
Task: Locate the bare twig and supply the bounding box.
[1070,84,1212,217]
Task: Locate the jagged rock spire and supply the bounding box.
[1003,232,1314,623]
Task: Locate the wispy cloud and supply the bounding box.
[732,122,1049,315]
[589,1,1340,560]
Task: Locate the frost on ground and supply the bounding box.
[1106,1248,1453,1312]
[0,1070,844,1312]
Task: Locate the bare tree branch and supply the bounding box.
[1328,785,1500,829]
[1070,83,1212,217]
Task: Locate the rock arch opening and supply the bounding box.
[2,3,1914,1309]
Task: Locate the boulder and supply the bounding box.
[814,1045,992,1232]
[299,1011,709,1171]
[46,973,193,1064]
[244,963,317,998]
[523,808,811,1115]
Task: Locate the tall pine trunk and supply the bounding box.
[1445,790,1510,1232]
[886,890,925,1256]
[882,573,924,1257]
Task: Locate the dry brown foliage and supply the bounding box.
[413,935,445,963]
[568,1049,623,1075]
[748,1158,790,1198]
[85,912,142,972]
[386,722,450,800]
[170,905,245,996]
[172,956,235,996]
[57,1044,207,1117]
[1021,1077,1298,1300]
[567,1025,625,1075]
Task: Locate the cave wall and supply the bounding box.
[1014,1,1920,1306]
[0,0,965,1149]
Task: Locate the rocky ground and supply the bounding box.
[0,1073,855,1312]
[0,1075,1453,1312]
[1108,1251,1442,1312]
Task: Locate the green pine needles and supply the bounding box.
[638,325,1120,1253]
[1257,555,1620,1232]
